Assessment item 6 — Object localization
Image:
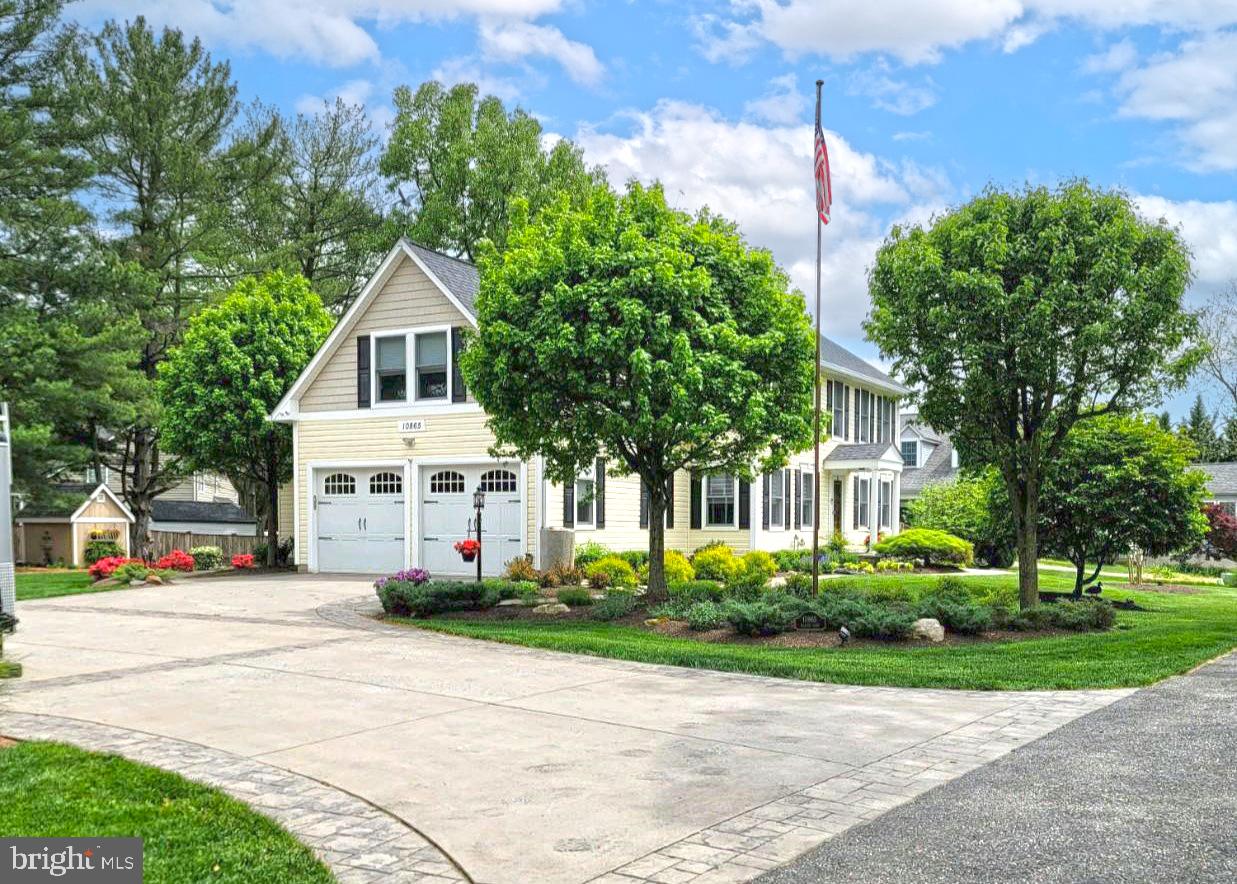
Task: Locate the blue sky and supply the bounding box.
[75,1,1237,417]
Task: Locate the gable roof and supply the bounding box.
[819,335,907,395]
[901,437,959,496]
[1199,462,1237,497]
[17,483,134,521]
[271,239,479,420]
[151,499,255,525]
[824,443,903,465]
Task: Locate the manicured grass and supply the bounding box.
[0,741,334,884]
[404,571,1237,691]
[16,569,103,600]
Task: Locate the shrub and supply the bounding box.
[83,539,123,565]
[873,528,974,567]
[692,539,729,556]
[189,545,224,570]
[481,579,539,602]
[540,563,582,588]
[231,553,256,569]
[726,567,769,601]
[374,568,431,591]
[616,549,649,570]
[574,540,611,568]
[723,600,795,636]
[503,557,540,583]
[917,595,991,635]
[376,580,500,618]
[557,587,594,607]
[113,562,155,584]
[639,550,695,585]
[87,556,143,581]
[590,591,637,621]
[686,601,728,631]
[773,549,802,571]
[1011,600,1116,632]
[740,550,777,581]
[585,555,637,589]
[155,549,195,572]
[692,545,739,582]
[851,607,917,640]
[1223,571,1237,587]
[827,532,848,556]
[668,579,726,603]
[782,572,815,600]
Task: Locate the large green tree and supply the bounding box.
[63,17,270,554]
[209,99,382,310]
[462,182,816,597]
[380,80,600,261]
[1039,413,1207,595]
[158,272,332,565]
[867,182,1198,610]
[0,1,142,501]
[1178,395,1221,462]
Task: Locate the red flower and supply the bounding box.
[155,549,195,572]
[231,553,256,569]
[453,539,480,555]
[88,556,144,581]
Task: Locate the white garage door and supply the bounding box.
[421,464,523,577]
[315,468,405,574]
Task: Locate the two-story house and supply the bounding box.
[898,407,960,507]
[271,240,907,575]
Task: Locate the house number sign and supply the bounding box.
[397,418,427,434]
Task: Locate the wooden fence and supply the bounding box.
[148,531,261,560]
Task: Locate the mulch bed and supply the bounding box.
[0,737,17,750]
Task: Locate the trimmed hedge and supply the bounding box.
[873,528,974,567]
[585,555,638,589]
[377,580,501,618]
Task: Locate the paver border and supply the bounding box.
[0,711,471,884]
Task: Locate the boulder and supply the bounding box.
[532,603,570,616]
[145,574,165,585]
[912,618,945,642]
[497,598,527,607]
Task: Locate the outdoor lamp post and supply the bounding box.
[472,485,485,583]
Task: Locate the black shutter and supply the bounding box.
[451,327,466,402]
[666,473,675,529]
[595,458,606,528]
[761,473,770,530]
[639,480,649,529]
[739,479,751,530]
[794,470,802,529]
[690,472,702,529]
[563,479,575,528]
[356,336,371,409]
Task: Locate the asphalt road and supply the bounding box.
[759,652,1237,884]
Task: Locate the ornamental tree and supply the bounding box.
[1202,503,1237,561]
[1038,413,1207,596]
[461,182,815,598]
[157,272,332,565]
[867,182,1199,610]
[904,471,1014,567]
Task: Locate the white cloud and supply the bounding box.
[430,55,526,101]
[743,74,805,125]
[848,62,937,115]
[1134,195,1237,296]
[1081,38,1136,74]
[1115,31,1237,171]
[696,0,1237,67]
[574,100,951,350]
[76,1,572,67]
[477,20,604,86]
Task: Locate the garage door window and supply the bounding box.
[370,472,402,495]
[429,470,465,494]
[480,469,517,493]
[323,473,356,495]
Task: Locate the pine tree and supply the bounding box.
[1179,396,1220,462]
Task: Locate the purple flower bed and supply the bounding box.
[374,568,431,590]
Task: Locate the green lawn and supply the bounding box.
[0,741,334,884]
[16,570,105,600]
[405,571,1237,691]
[0,660,20,679]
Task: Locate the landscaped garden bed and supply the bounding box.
[15,546,267,601]
[0,741,334,884]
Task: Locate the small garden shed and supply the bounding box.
[12,483,133,566]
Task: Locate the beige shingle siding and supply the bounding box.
[300,257,470,413]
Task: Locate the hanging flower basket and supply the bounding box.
[454,539,480,562]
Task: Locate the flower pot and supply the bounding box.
[460,552,477,562]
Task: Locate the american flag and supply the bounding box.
[814,123,832,225]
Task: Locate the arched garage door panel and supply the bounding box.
[315,468,405,573]
[421,464,523,577]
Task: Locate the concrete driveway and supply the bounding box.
[0,575,1131,884]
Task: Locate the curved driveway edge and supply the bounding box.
[0,711,469,884]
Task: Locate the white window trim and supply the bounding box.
[574,465,597,530]
[370,324,454,408]
[768,469,786,532]
[901,439,919,468]
[801,469,815,528]
[879,479,893,529]
[854,475,871,530]
[704,474,739,529]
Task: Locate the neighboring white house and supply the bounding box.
[271,239,907,575]
[1199,462,1237,516]
[899,407,960,506]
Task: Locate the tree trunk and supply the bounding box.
[266,475,279,568]
[128,427,157,561]
[1073,556,1086,599]
[646,493,668,602]
[1009,475,1040,611]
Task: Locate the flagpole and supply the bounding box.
[811,79,824,598]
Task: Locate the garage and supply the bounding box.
[314,467,406,574]
[420,463,523,577]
